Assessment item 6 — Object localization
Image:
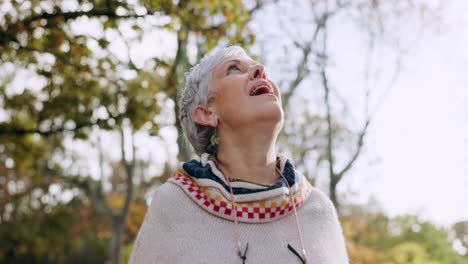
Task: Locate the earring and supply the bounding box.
[208,128,220,156]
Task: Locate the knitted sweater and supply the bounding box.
[129,154,349,264]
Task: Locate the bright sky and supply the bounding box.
[352,2,468,226]
[331,1,468,226]
[248,0,468,226]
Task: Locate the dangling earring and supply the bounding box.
[208,127,220,157]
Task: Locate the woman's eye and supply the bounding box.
[227,65,240,73]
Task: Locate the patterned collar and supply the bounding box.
[181,153,296,195]
[169,153,312,223]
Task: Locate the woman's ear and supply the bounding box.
[192,105,218,127]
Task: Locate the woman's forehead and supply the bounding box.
[213,55,257,72]
[221,54,255,63]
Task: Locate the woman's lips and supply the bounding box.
[249,81,273,96]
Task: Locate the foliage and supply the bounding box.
[0,0,260,263]
[0,197,108,264]
[452,221,468,257]
[342,205,468,264]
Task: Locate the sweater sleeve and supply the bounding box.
[327,199,349,263]
[128,186,161,264]
[307,186,349,264]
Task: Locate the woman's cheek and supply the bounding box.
[268,79,280,97]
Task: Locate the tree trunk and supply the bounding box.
[108,127,135,264]
[110,217,124,264]
[329,176,339,211]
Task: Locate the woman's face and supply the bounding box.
[209,55,284,129]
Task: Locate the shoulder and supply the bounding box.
[309,185,335,208]
[301,184,339,218]
[147,181,188,215]
[129,182,190,263]
[292,171,337,215]
[152,180,183,200]
[301,185,349,262]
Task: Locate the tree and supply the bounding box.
[341,204,468,264]
[384,215,468,264]
[0,192,109,263]
[252,0,438,208]
[0,0,262,263]
[452,221,468,257]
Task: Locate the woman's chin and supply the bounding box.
[255,105,284,123]
[222,102,283,127]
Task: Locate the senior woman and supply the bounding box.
[129,46,349,264]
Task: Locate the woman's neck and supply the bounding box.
[216,126,280,186]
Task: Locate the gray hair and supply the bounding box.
[178,46,249,156]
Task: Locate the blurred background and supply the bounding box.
[1,0,467,263]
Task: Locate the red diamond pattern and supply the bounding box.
[169,170,311,223]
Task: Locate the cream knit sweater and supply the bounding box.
[130,154,349,264]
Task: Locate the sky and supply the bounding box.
[329,1,468,226]
[247,0,468,226]
[355,4,468,226]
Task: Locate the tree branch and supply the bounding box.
[4,9,146,33]
[281,12,329,110]
[165,22,189,94]
[0,113,125,136]
[335,120,370,181]
[96,132,114,216]
[189,0,263,33]
[120,128,135,219]
[322,59,335,180]
[282,42,311,109]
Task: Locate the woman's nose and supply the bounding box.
[249,64,266,80]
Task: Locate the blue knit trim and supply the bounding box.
[182,158,296,195]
